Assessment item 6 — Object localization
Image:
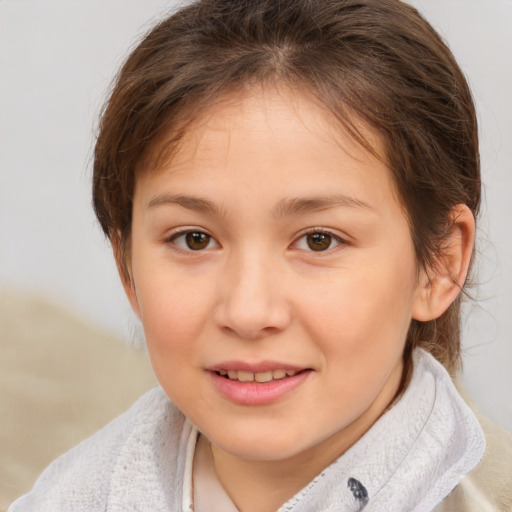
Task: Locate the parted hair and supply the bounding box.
[93,0,480,378]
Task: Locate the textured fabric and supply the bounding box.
[434,410,512,512]
[8,387,189,512]
[275,349,486,512]
[0,290,156,511]
[8,349,487,512]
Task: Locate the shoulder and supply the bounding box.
[8,387,187,512]
[435,401,512,512]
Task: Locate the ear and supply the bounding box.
[412,204,475,321]
[111,233,141,320]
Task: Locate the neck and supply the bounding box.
[210,443,331,512]
[210,389,397,512]
[208,362,403,512]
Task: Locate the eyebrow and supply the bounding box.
[146,193,374,217]
[147,193,225,216]
[273,195,375,217]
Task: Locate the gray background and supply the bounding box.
[1,0,511,431]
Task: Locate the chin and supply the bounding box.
[209,425,320,462]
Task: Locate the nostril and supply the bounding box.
[219,324,279,341]
[213,274,292,339]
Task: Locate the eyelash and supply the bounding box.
[166,228,219,253]
[164,228,347,253]
[293,228,347,253]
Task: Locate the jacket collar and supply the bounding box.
[106,349,485,512]
[277,349,486,512]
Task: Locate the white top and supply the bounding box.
[193,434,239,512]
[9,349,486,512]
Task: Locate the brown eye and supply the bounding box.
[185,231,211,250]
[306,232,332,251]
[169,229,219,252]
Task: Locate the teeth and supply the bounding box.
[237,371,254,382]
[272,369,287,380]
[255,371,273,383]
[218,369,301,382]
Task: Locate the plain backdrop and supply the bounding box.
[1,0,511,432]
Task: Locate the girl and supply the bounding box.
[9,0,494,510]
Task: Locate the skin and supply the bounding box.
[121,86,475,512]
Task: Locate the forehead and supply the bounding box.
[136,86,397,211]
[139,85,386,180]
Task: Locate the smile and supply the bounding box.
[209,365,312,405]
[216,369,301,383]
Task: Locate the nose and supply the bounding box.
[213,250,292,340]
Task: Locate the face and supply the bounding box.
[126,87,427,470]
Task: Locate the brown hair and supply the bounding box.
[93,0,480,376]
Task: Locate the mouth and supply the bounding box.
[209,365,312,405]
[208,361,312,404]
[214,368,306,383]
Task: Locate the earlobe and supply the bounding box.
[111,233,142,320]
[412,204,475,322]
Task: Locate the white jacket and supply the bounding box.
[8,350,487,512]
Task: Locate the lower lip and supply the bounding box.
[209,370,311,406]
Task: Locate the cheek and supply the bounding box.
[133,263,215,365]
[141,292,206,347]
[297,260,416,364]
[296,271,411,425]
[138,288,209,407]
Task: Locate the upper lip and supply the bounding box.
[207,361,308,373]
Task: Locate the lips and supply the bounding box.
[208,362,312,405]
[217,368,300,383]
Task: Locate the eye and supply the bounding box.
[294,230,345,252]
[169,230,219,251]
